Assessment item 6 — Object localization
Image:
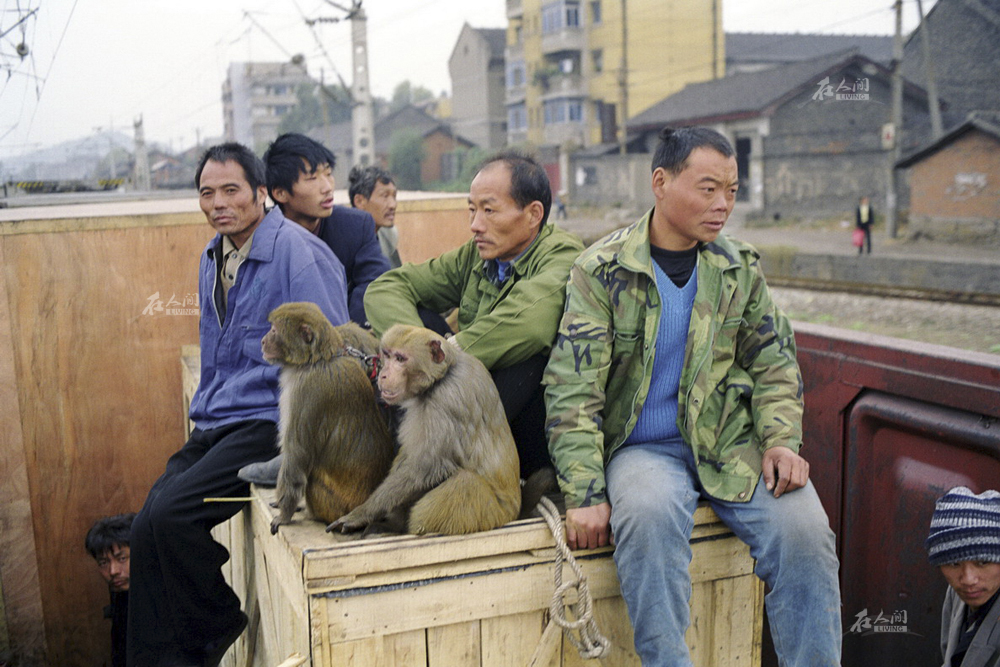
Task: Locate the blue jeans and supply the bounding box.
[606,443,842,666]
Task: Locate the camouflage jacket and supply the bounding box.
[543,210,804,508]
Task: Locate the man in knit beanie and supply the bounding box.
[927,486,1000,667]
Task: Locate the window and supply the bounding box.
[507,60,526,87]
[592,49,604,73]
[508,104,528,131]
[565,0,580,27]
[591,0,602,24]
[543,98,585,125]
[542,0,581,33]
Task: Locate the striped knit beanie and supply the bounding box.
[927,486,1000,566]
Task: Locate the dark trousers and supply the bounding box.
[492,354,551,478]
[126,420,278,666]
[858,224,872,254]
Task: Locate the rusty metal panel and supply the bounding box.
[841,392,1000,666]
[787,322,1000,667]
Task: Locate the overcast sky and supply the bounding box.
[0,0,935,157]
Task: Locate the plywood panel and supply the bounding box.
[1,221,209,665]
[395,198,471,264]
[0,240,47,663]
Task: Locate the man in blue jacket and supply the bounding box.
[127,142,348,667]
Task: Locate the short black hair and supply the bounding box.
[651,127,735,175]
[348,165,395,206]
[263,133,337,202]
[477,150,552,226]
[85,513,136,558]
[194,143,266,201]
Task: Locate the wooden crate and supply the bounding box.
[213,488,764,667]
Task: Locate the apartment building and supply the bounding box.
[223,62,313,153]
[504,0,723,149]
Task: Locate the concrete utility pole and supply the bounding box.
[317,1,374,167]
[886,0,904,239]
[618,0,628,156]
[915,0,944,139]
[349,4,375,167]
[133,115,151,191]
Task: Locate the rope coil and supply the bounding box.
[537,496,611,660]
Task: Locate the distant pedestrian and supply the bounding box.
[855,195,874,255]
[554,190,568,220]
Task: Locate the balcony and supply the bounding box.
[506,84,527,106]
[539,73,584,101]
[541,26,586,56]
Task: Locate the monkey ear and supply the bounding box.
[299,322,316,345]
[428,339,446,364]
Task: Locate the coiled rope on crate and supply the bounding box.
[534,495,611,662]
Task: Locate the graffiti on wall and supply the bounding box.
[946,172,988,201]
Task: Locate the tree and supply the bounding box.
[389,81,435,113]
[278,83,352,135]
[388,129,425,190]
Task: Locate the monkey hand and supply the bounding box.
[270,516,288,535]
[326,513,367,534]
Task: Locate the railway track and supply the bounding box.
[767,275,1000,308]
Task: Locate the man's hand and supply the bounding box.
[762,446,810,498]
[565,503,612,550]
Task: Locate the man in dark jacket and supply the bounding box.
[928,486,1000,667]
[263,132,389,326]
[86,513,136,667]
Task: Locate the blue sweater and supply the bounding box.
[624,261,697,446]
[190,206,349,429]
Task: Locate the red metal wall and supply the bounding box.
[793,322,1000,667]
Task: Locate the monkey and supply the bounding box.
[261,302,394,534]
[328,324,554,536]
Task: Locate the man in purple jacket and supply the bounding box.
[127,142,348,667]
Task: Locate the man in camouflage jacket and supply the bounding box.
[544,127,841,666]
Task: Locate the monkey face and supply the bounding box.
[262,302,335,366]
[376,348,409,405]
[261,325,284,364]
[377,325,454,405]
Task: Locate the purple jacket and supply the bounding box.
[189,206,348,428]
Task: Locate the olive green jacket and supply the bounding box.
[364,224,583,370]
[543,210,804,508]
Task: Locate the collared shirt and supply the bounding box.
[216,232,255,315]
[483,233,539,285]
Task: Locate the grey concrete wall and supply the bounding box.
[756,247,1000,298]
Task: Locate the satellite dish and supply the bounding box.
[15,43,29,58]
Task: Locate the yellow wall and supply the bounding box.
[509,0,723,147]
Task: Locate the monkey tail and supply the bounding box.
[409,470,520,535]
[518,466,559,520]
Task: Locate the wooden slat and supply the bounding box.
[482,610,553,667]
[249,487,727,588]
[426,621,481,667]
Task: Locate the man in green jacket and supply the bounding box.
[365,151,583,477]
[544,127,841,665]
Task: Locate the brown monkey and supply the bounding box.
[261,302,394,534]
[328,324,524,535]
